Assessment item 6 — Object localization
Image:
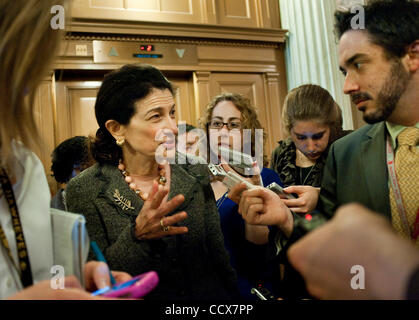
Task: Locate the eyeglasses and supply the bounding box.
[209,120,242,131]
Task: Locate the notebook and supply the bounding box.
[50,208,89,286]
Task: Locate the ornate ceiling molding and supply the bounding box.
[67,18,287,47]
[64,33,281,48]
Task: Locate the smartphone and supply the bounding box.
[266,182,296,199]
[93,271,159,299]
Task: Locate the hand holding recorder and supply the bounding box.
[288,203,419,300]
[280,185,320,214]
[232,186,295,238]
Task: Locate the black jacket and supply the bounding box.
[66,162,239,300]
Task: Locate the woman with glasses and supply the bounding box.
[199,92,283,300]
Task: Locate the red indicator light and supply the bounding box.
[305,214,312,221]
[140,45,154,51]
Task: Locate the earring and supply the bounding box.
[116,137,125,146]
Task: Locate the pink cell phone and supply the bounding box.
[101,271,159,299]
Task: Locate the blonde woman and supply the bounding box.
[0,0,130,299]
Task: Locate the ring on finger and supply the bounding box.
[160,218,170,232]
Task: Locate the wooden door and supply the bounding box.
[55,81,101,145]
[170,76,197,126]
[208,72,278,156]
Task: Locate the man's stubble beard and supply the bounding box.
[363,59,410,124]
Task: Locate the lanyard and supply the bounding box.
[386,136,419,241]
[0,167,33,288]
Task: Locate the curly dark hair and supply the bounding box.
[335,0,419,59]
[51,136,94,183]
[91,64,173,165]
[199,92,269,167]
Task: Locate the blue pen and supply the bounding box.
[91,285,111,296]
[90,241,117,286]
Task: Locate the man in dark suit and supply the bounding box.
[318,0,418,222]
[230,0,419,299]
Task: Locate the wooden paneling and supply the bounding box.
[54,75,194,143]
[197,45,276,62]
[159,0,192,13]
[208,72,279,157]
[259,0,280,29]
[92,41,198,65]
[215,0,258,27]
[124,0,159,11]
[202,0,217,24]
[90,0,124,8]
[72,0,204,24]
[56,39,281,74]
[125,0,198,15]
[67,92,99,137]
[263,72,284,158]
[209,73,264,103]
[55,81,101,145]
[171,77,197,126]
[41,0,288,192]
[52,72,280,144]
[33,76,58,194]
[193,71,212,121]
[71,0,281,29]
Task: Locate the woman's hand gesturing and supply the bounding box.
[134,181,188,240]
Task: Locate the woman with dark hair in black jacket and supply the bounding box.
[66,64,239,300]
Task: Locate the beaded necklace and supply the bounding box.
[118,160,166,201]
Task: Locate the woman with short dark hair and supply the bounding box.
[66,64,239,300]
[50,136,95,210]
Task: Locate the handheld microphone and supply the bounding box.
[218,146,255,176]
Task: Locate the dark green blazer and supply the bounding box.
[318,121,391,220]
[66,162,238,300]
